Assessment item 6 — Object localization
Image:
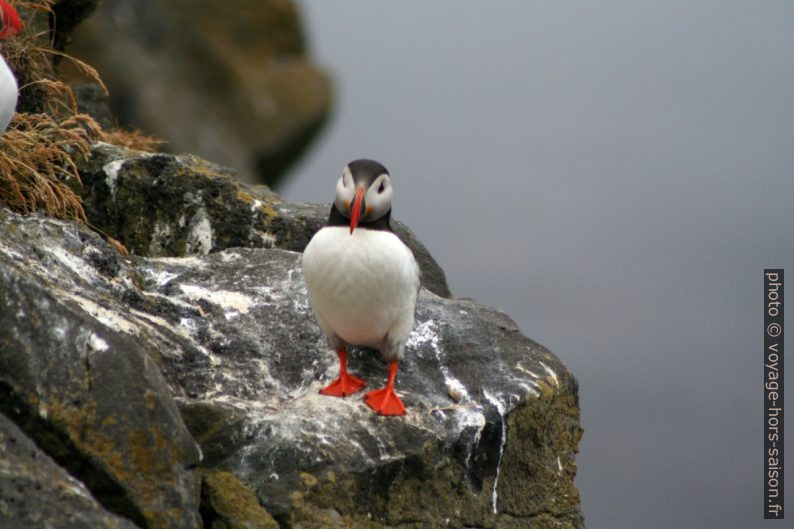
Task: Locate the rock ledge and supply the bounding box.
[0,146,582,529]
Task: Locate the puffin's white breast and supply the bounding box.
[302,227,420,351]
[0,55,17,133]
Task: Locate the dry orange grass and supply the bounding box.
[0,1,158,252]
[2,1,102,115]
[0,112,99,221]
[102,128,166,152]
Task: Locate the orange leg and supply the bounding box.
[320,349,366,397]
[364,361,405,416]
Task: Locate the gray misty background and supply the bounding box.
[282,2,794,528]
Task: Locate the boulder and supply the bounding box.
[200,470,280,529]
[78,142,452,298]
[136,245,582,529]
[0,146,582,528]
[0,413,137,529]
[0,210,202,529]
[64,0,331,186]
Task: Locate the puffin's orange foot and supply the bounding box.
[364,386,406,416]
[320,373,366,397]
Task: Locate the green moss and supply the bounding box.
[247,375,583,529]
[201,470,279,529]
[497,374,583,525]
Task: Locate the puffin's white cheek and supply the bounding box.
[335,178,355,211]
[366,187,392,219]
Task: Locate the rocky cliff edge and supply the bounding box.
[0,143,583,529]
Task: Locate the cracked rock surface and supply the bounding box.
[0,212,202,529]
[0,146,582,528]
[0,413,137,529]
[80,143,452,299]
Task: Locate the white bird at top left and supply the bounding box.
[0,0,23,134]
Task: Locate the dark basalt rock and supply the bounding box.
[50,0,101,56]
[73,83,116,129]
[132,247,581,528]
[0,147,582,528]
[0,413,137,529]
[0,211,202,529]
[65,0,331,186]
[78,142,452,298]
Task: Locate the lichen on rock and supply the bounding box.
[0,134,581,529]
[79,142,452,298]
[0,211,202,529]
[200,470,280,529]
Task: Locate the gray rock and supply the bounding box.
[136,247,582,529]
[0,199,582,528]
[66,0,331,185]
[73,83,116,129]
[0,413,137,529]
[78,142,452,298]
[0,211,202,529]
[0,143,582,527]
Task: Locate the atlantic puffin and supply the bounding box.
[0,0,22,133]
[302,159,421,416]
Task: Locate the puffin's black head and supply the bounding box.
[334,159,392,234]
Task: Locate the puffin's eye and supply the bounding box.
[378,182,386,194]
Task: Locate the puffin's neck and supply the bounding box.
[327,203,393,232]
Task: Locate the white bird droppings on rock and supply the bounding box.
[539,361,560,387]
[153,270,180,287]
[259,232,277,247]
[87,333,109,352]
[483,388,507,514]
[178,284,254,314]
[186,209,213,255]
[59,290,139,336]
[220,251,242,263]
[49,245,100,285]
[148,222,173,255]
[410,320,473,403]
[102,158,125,201]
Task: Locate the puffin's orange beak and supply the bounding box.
[349,187,364,234]
[0,1,23,39]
